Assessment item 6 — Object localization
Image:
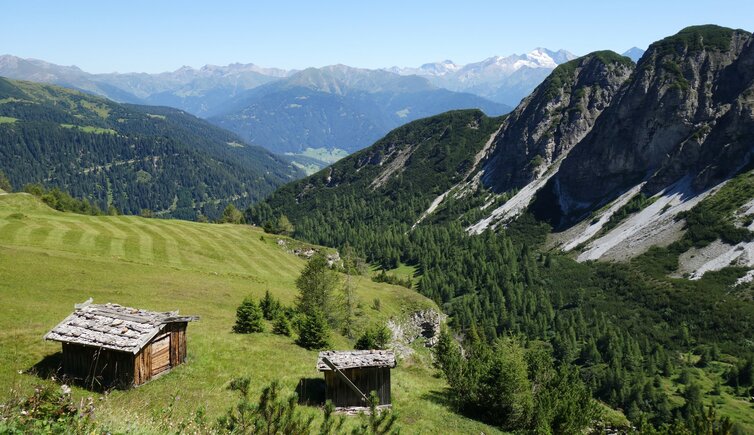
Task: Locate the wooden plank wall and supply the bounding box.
[324,367,391,407]
[62,343,134,389]
[133,322,188,386]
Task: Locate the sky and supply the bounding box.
[2,0,753,74]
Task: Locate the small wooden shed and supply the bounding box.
[317,350,396,408]
[44,299,198,389]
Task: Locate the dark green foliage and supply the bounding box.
[437,336,596,432]
[0,77,301,221]
[652,25,745,58]
[0,169,11,192]
[220,204,244,224]
[217,378,314,434]
[601,193,655,235]
[355,324,391,350]
[233,297,265,334]
[260,290,282,321]
[296,310,331,350]
[272,312,292,336]
[296,253,341,321]
[24,183,102,215]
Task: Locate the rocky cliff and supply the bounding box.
[481,51,634,194]
[547,25,754,225]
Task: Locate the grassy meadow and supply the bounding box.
[0,192,500,433]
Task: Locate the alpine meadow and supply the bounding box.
[2,3,754,434]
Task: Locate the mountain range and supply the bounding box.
[0,77,301,219]
[0,49,589,166]
[259,24,754,286]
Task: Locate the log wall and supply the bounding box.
[324,367,391,407]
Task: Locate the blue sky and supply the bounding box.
[3,1,752,73]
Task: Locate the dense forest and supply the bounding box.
[250,109,754,432]
[0,77,302,220]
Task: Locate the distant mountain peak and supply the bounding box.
[621,47,646,62]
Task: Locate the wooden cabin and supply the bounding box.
[317,350,396,408]
[45,299,198,389]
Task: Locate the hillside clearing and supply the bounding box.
[0,193,500,433]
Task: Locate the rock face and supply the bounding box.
[481,52,634,194]
[546,26,754,226]
[387,309,445,357]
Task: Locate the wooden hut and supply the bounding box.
[317,350,396,408]
[44,299,198,389]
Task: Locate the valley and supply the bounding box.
[2,10,754,433]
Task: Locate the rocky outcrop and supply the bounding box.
[481,51,634,194]
[387,309,445,357]
[546,26,754,226]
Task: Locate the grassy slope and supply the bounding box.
[0,193,500,434]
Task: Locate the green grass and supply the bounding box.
[0,193,500,433]
[301,147,349,164]
[59,124,117,135]
[0,116,17,124]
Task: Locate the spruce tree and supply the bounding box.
[296,310,330,350]
[272,311,292,336]
[260,290,280,320]
[233,297,264,333]
[296,253,340,321]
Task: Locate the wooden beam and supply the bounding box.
[322,357,368,403]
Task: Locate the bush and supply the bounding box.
[233,297,264,333]
[0,384,95,433]
[355,324,391,350]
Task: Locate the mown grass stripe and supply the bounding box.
[41,217,76,249]
[60,220,86,249]
[217,227,297,278]
[170,222,250,274]
[94,218,131,259]
[28,224,53,245]
[11,219,41,246]
[126,220,169,266]
[81,220,115,256]
[146,220,194,268]
[0,219,25,244]
[106,218,144,262]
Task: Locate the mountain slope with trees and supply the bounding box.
[0,77,302,219]
[250,26,754,432]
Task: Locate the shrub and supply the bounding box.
[355,324,391,350]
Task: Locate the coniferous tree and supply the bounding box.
[296,310,330,350]
[233,297,264,333]
[272,312,292,336]
[260,290,281,320]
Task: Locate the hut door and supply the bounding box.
[151,334,171,376]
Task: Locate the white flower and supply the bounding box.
[61,384,71,395]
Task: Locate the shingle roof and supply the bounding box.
[44,299,198,354]
[317,350,396,371]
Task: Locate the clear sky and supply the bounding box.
[2,0,752,73]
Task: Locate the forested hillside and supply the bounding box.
[0,77,302,220]
[251,32,754,432]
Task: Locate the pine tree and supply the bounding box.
[296,310,330,350]
[233,297,264,333]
